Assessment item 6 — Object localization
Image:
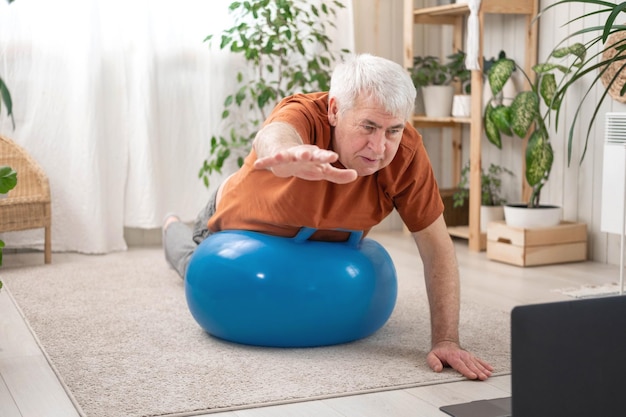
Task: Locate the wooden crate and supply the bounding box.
[487,221,587,267]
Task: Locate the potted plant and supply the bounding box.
[448,51,472,117]
[410,51,468,117]
[453,162,513,232]
[485,0,626,228]
[483,41,586,228]
[198,0,350,189]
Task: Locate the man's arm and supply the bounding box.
[253,122,304,159]
[411,214,493,380]
[252,122,357,184]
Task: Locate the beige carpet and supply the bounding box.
[2,247,511,417]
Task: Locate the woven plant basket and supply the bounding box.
[601,29,626,103]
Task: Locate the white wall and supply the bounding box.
[353,0,626,264]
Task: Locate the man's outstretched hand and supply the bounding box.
[254,145,358,184]
[427,340,494,381]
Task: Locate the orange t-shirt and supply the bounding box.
[207,92,443,241]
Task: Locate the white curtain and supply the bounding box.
[0,0,354,253]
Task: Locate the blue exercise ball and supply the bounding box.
[185,227,397,347]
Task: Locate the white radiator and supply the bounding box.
[601,112,626,235]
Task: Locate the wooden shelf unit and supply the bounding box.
[403,0,538,251]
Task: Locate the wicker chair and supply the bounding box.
[0,135,51,263]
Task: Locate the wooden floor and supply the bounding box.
[0,231,621,417]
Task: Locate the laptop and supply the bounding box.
[440,295,626,417]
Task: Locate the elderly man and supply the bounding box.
[163,53,493,381]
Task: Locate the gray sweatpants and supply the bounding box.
[163,189,218,279]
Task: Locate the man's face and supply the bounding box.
[328,95,405,176]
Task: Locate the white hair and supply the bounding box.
[329,53,416,121]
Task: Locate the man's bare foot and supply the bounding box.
[162,214,181,233]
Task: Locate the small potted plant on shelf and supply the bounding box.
[448,51,472,117]
[453,162,513,232]
[410,51,468,118]
[482,41,586,228]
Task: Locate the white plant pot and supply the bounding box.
[481,205,505,233]
[0,193,7,200]
[504,204,562,229]
[452,94,472,117]
[422,85,454,118]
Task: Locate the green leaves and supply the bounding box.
[484,105,502,149]
[0,77,15,129]
[409,56,452,88]
[525,129,553,208]
[525,130,553,187]
[552,43,586,64]
[510,91,539,138]
[0,165,17,269]
[488,58,515,96]
[199,0,348,188]
[0,1,17,272]
[491,105,513,137]
[537,1,626,168]
[0,166,17,194]
[484,91,539,146]
[453,162,513,207]
[199,130,252,188]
